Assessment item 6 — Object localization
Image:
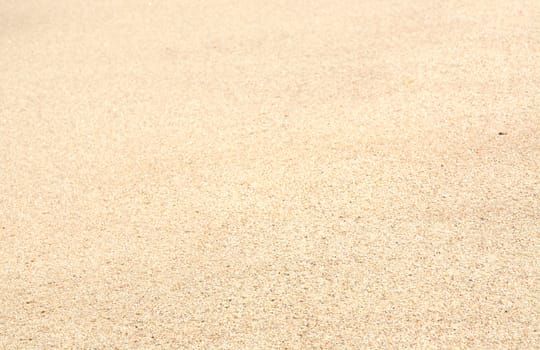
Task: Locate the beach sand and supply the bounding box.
[1,0,539,348]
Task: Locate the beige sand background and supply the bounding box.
[1,0,539,348]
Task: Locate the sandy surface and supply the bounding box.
[1,0,539,348]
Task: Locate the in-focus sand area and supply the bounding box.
[1,0,539,348]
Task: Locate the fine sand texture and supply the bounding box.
[1,0,539,348]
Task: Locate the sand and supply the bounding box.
[1,0,539,348]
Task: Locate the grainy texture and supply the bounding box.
[1,0,539,348]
